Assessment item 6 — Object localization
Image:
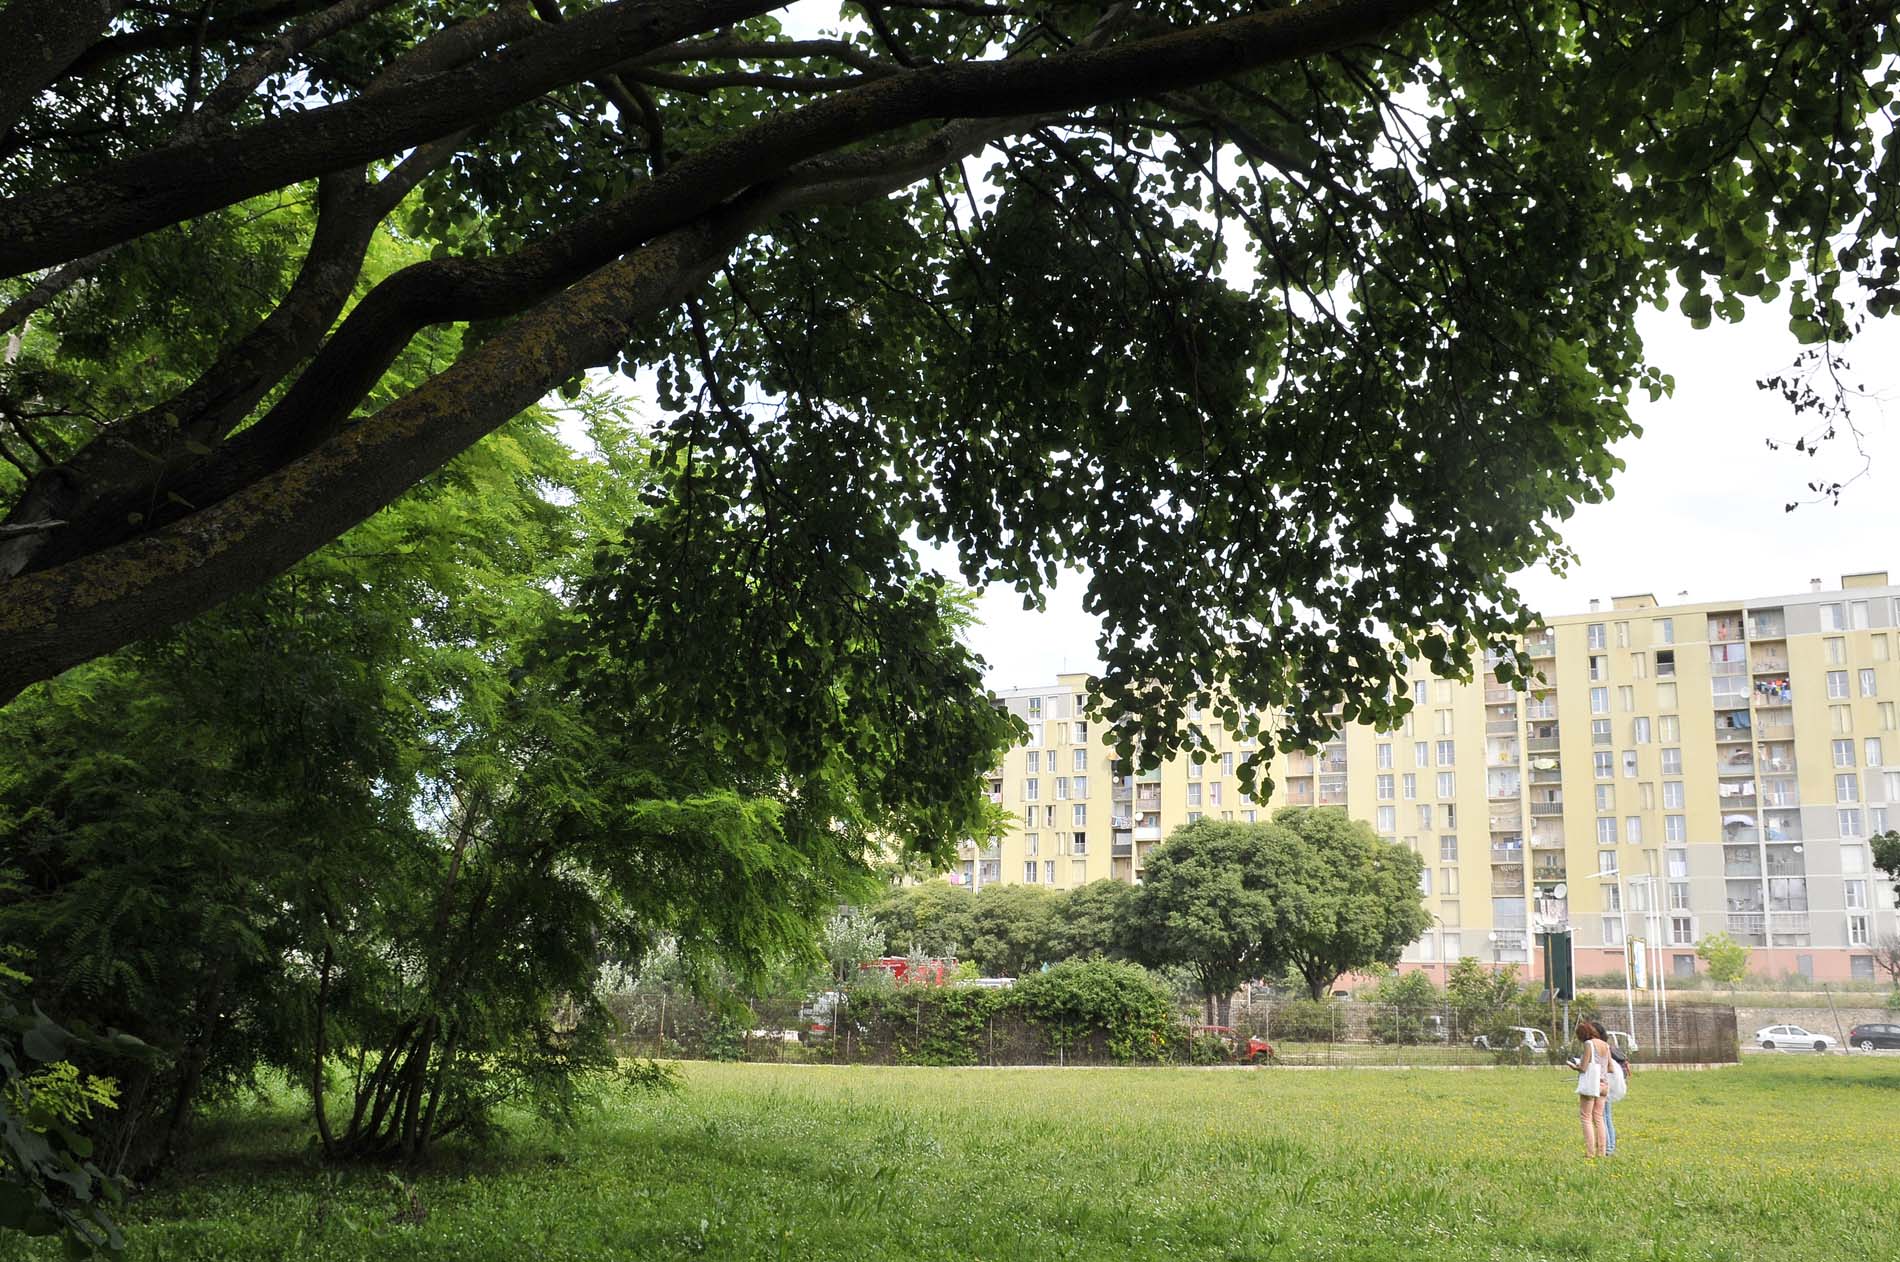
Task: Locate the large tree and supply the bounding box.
[5,1,1897,764]
[1121,818,1279,1023]
[1259,806,1429,999]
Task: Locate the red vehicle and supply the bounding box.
[858,956,955,986]
[1191,1024,1276,1063]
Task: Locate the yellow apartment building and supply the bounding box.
[957,573,1900,984]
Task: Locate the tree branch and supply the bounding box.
[0,0,126,142]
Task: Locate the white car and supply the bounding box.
[1472,1026,1549,1052]
[1754,1024,1838,1052]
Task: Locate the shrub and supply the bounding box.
[1187,1032,1231,1065]
[1010,960,1179,1063]
[1265,1000,1339,1043]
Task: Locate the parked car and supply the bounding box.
[1754,1024,1838,1052]
[797,990,845,1040]
[1605,1030,1638,1054]
[1472,1026,1549,1053]
[1847,1022,1900,1051]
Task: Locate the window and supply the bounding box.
[1023,779,1040,801]
[1415,741,1431,768]
[1604,884,1622,911]
[1663,781,1684,808]
[1377,743,1393,769]
[1654,617,1675,644]
[1188,759,1204,780]
[1443,866,1460,895]
[1587,687,1607,714]
[1889,771,1900,800]
[1835,739,1857,767]
[1827,637,1847,665]
[1027,751,1040,774]
[1376,774,1394,801]
[1619,686,1635,712]
[1044,805,1056,826]
[1656,650,1676,678]
[1626,816,1643,844]
[1595,784,1615,810]
[1846,879,1869,910]
[1420,868,1433,896]
[1221,752,1234,776]
[1833,705,1854,735]
[1632,652,1648,679]
[1867,738,1884,768]
[1828,670,1851,699]
[1822,602,1845,631]
[1437,681,1454,705]
[1843,845,1867,874]
[1836,774,1860,803]
[1413,680,1429,705]
[1045,860,1056,884]
[1633,717,1652,744]
[1024,861,1039,882]
[1597,817,1617,844]
[1437,771,1456,799]
[1027,697,1042,718]
[1074,776,1088,798]
[1243,810,1256,823]
[1072,832,1087,856]
[1024,807,1036,829]
[1437,709,1454,736]
[1440,835,1459,861]
[1589,654,1607,681]
[1418,805,1434,829]
[1658,693,1679,722]
[1187,783,1202,806]
[1437,740,1456,766]
[1616,621,1631,647]
[1850,916,1871,946]
[1671,918,1695,946]
[1071,804,1086,827]
[1208,782,1222,806]
[1659,713,1680,742]
[1592,718,1613,746]
[1839,809,1863,837]
[1666,814,1686,842]
[1073,748,1088,772]
[1594,752,1613,779]
[1622,751,1638,779]
[1074,721,1088,742]
[1588,622,1607,649]
[1055,777,1070,800]
[1400,773,1416,800]
[1377,806,1397,831]
[1025,833,1039,857]
[1853,599,1870,629]
[1443,804,1458,829]
[1187,811,1203,824]
[1862,669,1879,698]
[1879,635,1893,662]
[1884,702,1897,731]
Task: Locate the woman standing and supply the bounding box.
[1572,1021,1612,1157]
[1584,1020,1628,1155]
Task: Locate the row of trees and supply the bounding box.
[865,810,1432,1020]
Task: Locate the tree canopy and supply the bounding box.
[6,1,1899,768]
[1122,818,1280,1020]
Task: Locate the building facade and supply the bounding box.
[961,574,1900,983]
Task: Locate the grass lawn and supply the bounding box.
[7,1058,1895,1261]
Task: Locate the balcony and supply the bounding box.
[1491,844,1526,864]
[1757,756,1796,775]
[1721,826,1760,845]
[1318,756,1349,774]
[1726,913,1766,941]
[1709,658,1747,678]
[1484,684,1517,704]
[1763,820,1803,842]
[1714,722,1753,743]
[987,790,1003,804]
[1748,613,1786,640]
[1489,750,1520,768]
[1708,616,1746,643]
[1526,700,1558,719]
[1769,912,1813,939]
[1283,780,1315,806]
[1486,718,1519,734]
[1531,832,1566,851]
[1756,717,1796,740]
[1711,688,1751,711]
[1284,752,1315,776]
[1529,768,1563,785]
[1135,768,1162,784]
[1752,654,1790,674]
[1530,800,1565,817]
[1318,778,1347,806]
[1528,734,1561,753]
[1111,840,1133,858]
[1133,824,1163,841]
[1718,753,1756,775]
[1525,633,1556,657]
[1532,862,1568,883]
[1136,787,1161,808]
[1753,681,1793,706]
[1487,781,1522,802]
[1110,776,1134,800]
[1491,872,1527,897]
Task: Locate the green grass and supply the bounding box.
[7,1059,1896,1261]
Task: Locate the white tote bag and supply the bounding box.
[1604,1059,1627,1103]
[1575,1056,1602,1097]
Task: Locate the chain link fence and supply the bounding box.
[605,990,1738,1067]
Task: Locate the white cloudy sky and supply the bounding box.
[952,305,1900,691]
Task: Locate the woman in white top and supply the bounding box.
[1572,1021,1612,1158]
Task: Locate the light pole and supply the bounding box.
[1597,860,1636,1041]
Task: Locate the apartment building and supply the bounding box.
[960,573,1900,983]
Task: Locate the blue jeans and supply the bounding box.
[1603,1098,1616,1154]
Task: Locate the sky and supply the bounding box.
[955,304,1900,691]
